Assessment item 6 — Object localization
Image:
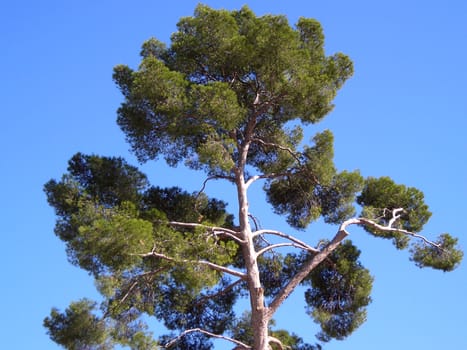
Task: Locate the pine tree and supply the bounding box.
[44,5,462,350]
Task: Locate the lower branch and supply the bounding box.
[163,328,251,349]
[137,251,247,279]
[268,227,349,316]
[166,221,245,244]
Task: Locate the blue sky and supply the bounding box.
[1,1,466,349]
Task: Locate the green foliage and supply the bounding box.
[357,177,432,248]
[410,233,463,271]
[304,241,373,342]
[114,4,353,173]
[265,131,364,229]
[45,153,240,348]
[43,299,110,350]
[44,300,159,350]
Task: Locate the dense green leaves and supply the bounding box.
[410,233,463,272]
[114,4,353,174]
[304,241,373,342]
[44,300,110,350]
[44,153,240,346]
[357,177,432,248]
[44,300,158,350]
[265,131,364,229]
[358,177,432,232]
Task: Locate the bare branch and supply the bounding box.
[193,279,244,308]
[165,221,245,244]
[163,328,251,349]
[251,137,302,164]
[353,217,443,249]
[245,171,292,188]
[137,251,247,279]
[249,214,261,231]
[256,243,313,257]
[195,175,234,199]
[387,207,404,227]
[253,229,320,254]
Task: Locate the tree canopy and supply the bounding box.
[44,5,462,350]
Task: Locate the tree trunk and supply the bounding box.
[236,169,271,349]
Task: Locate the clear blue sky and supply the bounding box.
[1,1,466,349]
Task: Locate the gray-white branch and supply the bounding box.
[253,229,320,254]
[163,328,251,349]
[137,251,247,279]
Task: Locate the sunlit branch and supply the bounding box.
[163,328,251,349]
[268,336,285,350]
[387,207,405,227]
[137,251,247,279]
[345,217,443,249]
[245,171,292,189]
[253,229,320,254]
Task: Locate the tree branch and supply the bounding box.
[268,335,285,350]
[267,212,443,317]
[355,217,443,249]
[251,137,302,164]
[165,221,245,244]
[253,229,320,254]
[137,251,247,279]
[195,175,235,199]
[193,279,244,308]
[256,243,314,258]
[245,171,293,188]
[163,328,251,349]
[267,226,349,317]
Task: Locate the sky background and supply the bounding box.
[1,0,466,349]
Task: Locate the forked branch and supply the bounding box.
[267,210,443,317]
